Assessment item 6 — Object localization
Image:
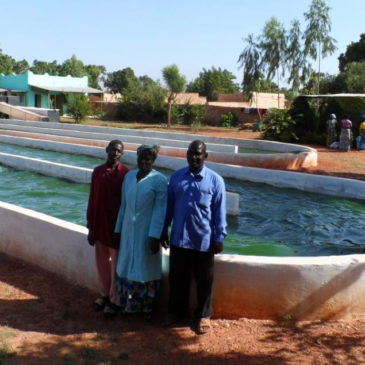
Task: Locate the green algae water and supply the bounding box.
[1,143,365,257]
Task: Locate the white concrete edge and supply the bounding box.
[1,118,315,153]
[0,122,237,153]
[0,152,239,216]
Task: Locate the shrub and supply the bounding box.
[221,112,238,128]
[66,94,91,122]
[262,108,298,142]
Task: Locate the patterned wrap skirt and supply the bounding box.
[115,276,159,314]
[339,128,352,151]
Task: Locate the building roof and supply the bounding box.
[215,92,286,109]
[166,93,207,105]
[300,93,365,98]
[29,84,103,94]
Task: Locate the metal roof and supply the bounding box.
[300,93,365,98]
[29,84,103,94]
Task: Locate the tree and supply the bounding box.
[162,65,186,128]
[30,60,60,75]
[117,76,166,123]
[303,0,337,94]
[186,67,239,101]
[238,34,263,96]
[259,17,287,107]
[103,67,139,94]
[341,62,365,93]
[286,20,311,94]
[338,33,365,72]
[0,49,15,75]
[301,72,341,94]
[59,55,86,77]
[85,64,105,89]
[66,94,91,122]
[12,59,29,74]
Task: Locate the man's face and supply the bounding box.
[187,142,207,174]
[106,143,123,165]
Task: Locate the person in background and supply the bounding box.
[87,139,129,318]
[161,140,227,334]
[356,114,365,150]
[114,145,167,320]
[326,113,338,147]
[339,116,352,151]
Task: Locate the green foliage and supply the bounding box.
[59,55,86,77]
[0,341,15,360]
[84,64,105,89]
[12,59,29,74]
[221,112,238,128]
[339,33,365,72]
[117,77,166,123]
[30,59,60,75]
[186,67,239,101]
[0,53,14,74]
[162,64,186,128]
[303,0,337,60]
[104,67,139,93]
[303,0,337,93]
[170,104,206,126]
[162,64,186,93]
[341,62,365,93]
[66,94,92,122]
[260,17,286,81]
[286,20,311,92]
[238,34,263,95]
[238,0,336,95]
[262,108,297,142]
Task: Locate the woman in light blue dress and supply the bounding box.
[114,145,167,319]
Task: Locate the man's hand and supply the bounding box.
[87,231,95,246]
[113,233,121,249]
[150,237,160,254]
[211,241,223,254]
[160,232,170,249]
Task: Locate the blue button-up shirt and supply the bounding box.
[164,165,227,252]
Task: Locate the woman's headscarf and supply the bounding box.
[137,145,160,159]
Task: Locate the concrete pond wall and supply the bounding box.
[1,200,365,320]
[0,119,318,169]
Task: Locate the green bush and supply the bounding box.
[117,82,166,123]
[262,108,298,142]
[169,104,206,126]
[66,94,91,122]
[221,112,238,128]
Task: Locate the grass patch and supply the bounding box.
[0,341,15,361]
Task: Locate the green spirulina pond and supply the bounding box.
[1,142,365,257]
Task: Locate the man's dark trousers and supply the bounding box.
[168,245,215,319]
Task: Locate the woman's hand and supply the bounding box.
[160,232,170,249]
[150,237,160,254]
[87,230,95,246]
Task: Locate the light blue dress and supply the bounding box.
[115,169,167,283]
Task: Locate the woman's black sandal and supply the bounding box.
[93,296,109,312]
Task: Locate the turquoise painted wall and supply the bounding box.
[0,72,29,91]
[0,71,89,108]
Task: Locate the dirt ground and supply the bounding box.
[1,125,365,364]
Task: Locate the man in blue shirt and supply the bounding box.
[161,140,227,334]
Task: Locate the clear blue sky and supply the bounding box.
[1,0,364,86]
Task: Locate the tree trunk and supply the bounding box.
[167,101,172,128]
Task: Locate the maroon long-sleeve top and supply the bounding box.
[87,162,129,248]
